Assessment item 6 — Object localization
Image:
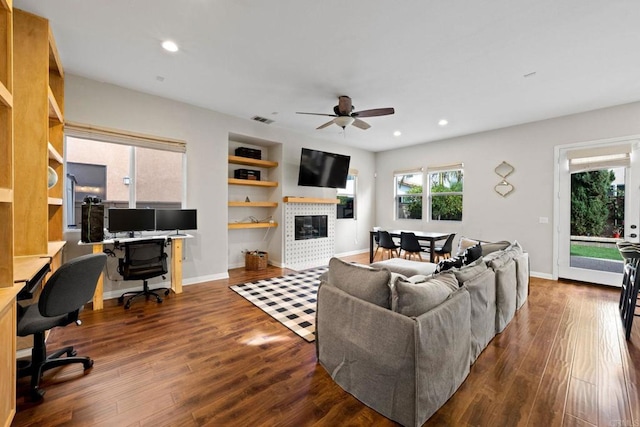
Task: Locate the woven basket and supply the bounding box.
[245,251,268,270]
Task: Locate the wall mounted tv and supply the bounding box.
[297,148,351,188]
[155,209,198,235]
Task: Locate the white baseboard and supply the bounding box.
[530,271,554,280]
[334,248,369,258]
[102,272,230,301]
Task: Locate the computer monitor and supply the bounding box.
[108,208,156,237]
[155,209,197,235]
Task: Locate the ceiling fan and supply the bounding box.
[296,96,394,130]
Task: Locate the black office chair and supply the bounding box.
[433,233,456,262]
[400,232,425,261]
[118,239,170,309]
[378,230,400,259]
[17,253,107,401]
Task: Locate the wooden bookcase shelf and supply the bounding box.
[228,155,278,168]
[0,81,11,107]
[0,188,11,203]
[228,201,278,208]
[47,197,62,206]
[228,222,278,230]
[47,86,63,123]
[48,142,63,163]
[228,178,278,187]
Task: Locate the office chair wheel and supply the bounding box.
[30,388,45,402]
[118,296,124,303]
[124,301,131,309]
[156,296,163,303]
[83,359,94,370]
[164,289,170,296]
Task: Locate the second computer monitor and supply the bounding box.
[155,209,197,235]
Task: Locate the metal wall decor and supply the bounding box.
[494,161,515,197]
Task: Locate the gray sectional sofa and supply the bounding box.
[316,240,529,427]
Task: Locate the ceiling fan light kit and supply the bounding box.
[297,95,394,131]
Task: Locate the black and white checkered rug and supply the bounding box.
[230,266,328,342]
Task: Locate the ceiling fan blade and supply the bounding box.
[296,112,338,118]
[352,118,371,130]
[317,119,335,130]
[352,107,395,118]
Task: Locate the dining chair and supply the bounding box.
[400,232,424,261]
[378,231,400,260]
[433,233,456,262]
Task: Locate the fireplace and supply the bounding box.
[295,215,328,240]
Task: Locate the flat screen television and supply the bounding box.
[108,208,156,236]
[155,209,198,235]
[297,148,351,188]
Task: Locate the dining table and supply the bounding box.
[369,229,451,263]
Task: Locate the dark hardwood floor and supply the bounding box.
[12,253,640,426]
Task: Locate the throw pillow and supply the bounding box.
[452,258,488,284]
[504,240,524,259]
[395,271,458,317]
[327,257,392,308]
[489,252,512,270]
[388,271,408,312]
[462,243,483,265]
[434,256,463,273]
[456,237,480,256]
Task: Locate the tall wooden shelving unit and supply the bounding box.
[0,1,16,426]
[0,9,66,425]
[228,155,279,229]
[13,9,65,256]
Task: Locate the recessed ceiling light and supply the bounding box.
[438,119,448,126]
[393,130,402,137]
[161,40,179,52]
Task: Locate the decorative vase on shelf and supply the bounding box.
[47,166,58,189]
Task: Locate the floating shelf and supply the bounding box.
[228,201,278,207]
[48,86,63,123]
[47,197,62,206]
[283,197,339,204]
[228,178,278,187]
[228,155,278,168]
[0,81,12,108]
[0,188,12,203]
[228,222,278,230]
[48,142,63,163]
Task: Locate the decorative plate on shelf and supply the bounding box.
[48,166,58,189]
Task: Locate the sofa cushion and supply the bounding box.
[480,240,511,256]
[504,240,524,259]
[395,271,458,317]
[452,258,488,284]
[327,257,392,308]
[370,258,438,277]
[489,252,512,270]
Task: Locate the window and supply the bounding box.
[428,165,463,221]
[395,170,423,219]
[337,174,356,219]
[64,125,186,230]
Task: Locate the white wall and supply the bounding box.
[63,75,375,295]
[375,101,640,277]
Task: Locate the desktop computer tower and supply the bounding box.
[81,203,104,243]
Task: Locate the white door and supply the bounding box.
[556,140,640,286]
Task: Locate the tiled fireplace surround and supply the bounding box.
[284,200,336,271]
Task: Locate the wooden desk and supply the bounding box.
[80,234,192,310]
[369,230,450,263]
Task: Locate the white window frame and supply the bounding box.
[427,163,464,222]
[337,172,357,219]
[394,168,424,220]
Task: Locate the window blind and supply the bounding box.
[66,122,187,153]
[567,144,630,173]
[426,162,464,173]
